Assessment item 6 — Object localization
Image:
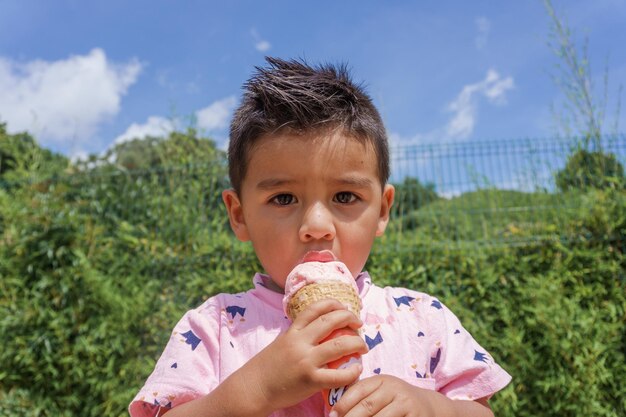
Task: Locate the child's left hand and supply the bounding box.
[330,374,493,417]
[329,375,436,417]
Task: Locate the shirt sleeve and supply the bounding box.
[430,300,512,401]
[128,299,222,417]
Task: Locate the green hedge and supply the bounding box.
[1,176,625,416]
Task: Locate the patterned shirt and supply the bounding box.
[129,272,512,417]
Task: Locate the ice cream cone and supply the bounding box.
[286,280,361,321]
[282,260,362,320]
[282,260,363,411]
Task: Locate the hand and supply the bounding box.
[330,374,437,417]
[331,374,494,417]
[241,298,368,413]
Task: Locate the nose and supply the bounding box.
[299,202,336,241]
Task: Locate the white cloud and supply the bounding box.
[256,40,271,53]
[251,28,271,52]
[112,96,237,149]
[195,96,237,131]
[445,69,514,139]
[483,70,515,104]
[0,48,142,146]
[113,115,176,145]
[389,69,514,147]
[475,17,491,50]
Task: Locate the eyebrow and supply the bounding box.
[330,176,375,188]
[256,176,374,190]
[256,176,373,190]
[256,178,297,190]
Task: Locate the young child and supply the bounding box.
[129,57,511,417]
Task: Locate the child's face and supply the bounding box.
[222,130,394,289]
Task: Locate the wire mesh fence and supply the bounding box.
[4,134,626,260]
[382,134,626,252]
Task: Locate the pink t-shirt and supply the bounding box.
[129,273,511,417]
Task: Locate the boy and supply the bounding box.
[129,57,511,417]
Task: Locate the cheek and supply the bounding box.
[340,219,379,254]
[250,217,292,241]
[249,221,295,260]
[354,209,383,238]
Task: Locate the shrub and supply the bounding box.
[556,149,625,191]
[1,163,624,416]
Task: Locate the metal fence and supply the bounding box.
[9,134,626,257]
[383,134,626,252]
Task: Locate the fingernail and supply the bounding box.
[329,411,338,417]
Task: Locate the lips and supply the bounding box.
[300,250,337,263]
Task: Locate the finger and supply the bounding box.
[341,387,392,417]
[290,298,351,330]
[292,300,361,335]
[347,401,400,417]
[315,334,368,365]
[332,377,386,417]
[316,362,363,390]
[306,309,363,343]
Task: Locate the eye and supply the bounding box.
[334,192,358,204]
[271,193,296,206]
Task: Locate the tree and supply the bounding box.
[544,0,625,191]
[392,177,439,217]
[74,127,227,172]
[556,148,624,191]
[66,128,230,241]
[0,123,68,182]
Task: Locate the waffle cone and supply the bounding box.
[286,281,361,321]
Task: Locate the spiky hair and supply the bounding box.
[228,57,389,193]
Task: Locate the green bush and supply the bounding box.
[391,176,440,219]
[556,149,625,191]
[0,178,258,416]
[385,189,588,248]
[0,124,68,183]
[370,190,626,417]
[1,148,625,416]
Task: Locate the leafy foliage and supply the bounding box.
[543,0,622,148]
[544,0,625,193]
[1,130,625,416]
[370,190,626,416]
[87,127,227,171]
[0,123,68,183]
[391,177,439,218]
[556,149,625,191]
[386,189,576,248]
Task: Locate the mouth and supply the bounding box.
[300,250,337,263]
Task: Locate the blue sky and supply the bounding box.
[1,0,625,164]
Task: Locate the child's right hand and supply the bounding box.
[244,298,368,413]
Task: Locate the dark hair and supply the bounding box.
[228,57,389,194]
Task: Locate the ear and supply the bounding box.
[375,184,395,237]
[222,189,250,242]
